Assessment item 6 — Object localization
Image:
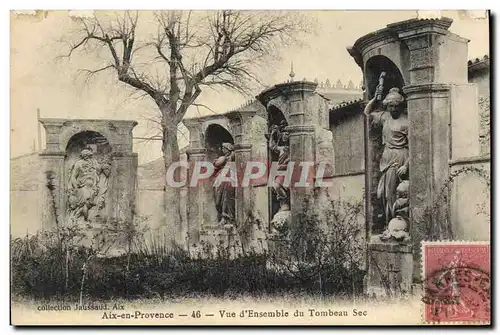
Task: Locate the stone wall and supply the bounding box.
[468,57,490,155]
[10,153,43,237]
[325,103,366,266]
[450,158,490,241]
[330,104,365,176]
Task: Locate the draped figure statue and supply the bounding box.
[67,149,110,224]
[364,86,409,227]
[268,121,290,212]
[213,142,236,226]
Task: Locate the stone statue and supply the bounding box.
[88,157,111,221]
[380,180,410,243]
[267,121,290,212]
[364,85,409,228]
[67,149,110,223]
[213,142,235,226]
[67,149,100,223]
[392,180,409,219]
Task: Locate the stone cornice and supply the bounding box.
[183,114,227,125]
[225,109,257,123]
[387,17,453,39]
[233,143,253,151]
[449,154,490,166]
[350,28,397,61]
[348,17,454,69]
[111,152,138,158]
[39,118,138,128]
[285,125,315,134]
[182,118,205,130]
[256,81,317,107]
[185,148,206,156]
[403,83,450,98]
[39,151,66,157]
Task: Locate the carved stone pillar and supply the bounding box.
[287,124,315,229]
[256,81,318,234]
[38,120,66,230]
[404,83,452,241]
[395,19,469,283]
[226,110,257,251]
[285,83,317,231]
[233,143,253,250]
[39,152,65,229]
[350,17,472,296]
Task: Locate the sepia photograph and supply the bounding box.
[9,9,491,326]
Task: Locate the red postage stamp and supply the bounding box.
[421,241,490,324]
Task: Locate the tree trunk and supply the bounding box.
[161,121,183,245]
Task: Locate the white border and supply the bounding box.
[4,2,498,333]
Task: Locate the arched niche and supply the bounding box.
[364,55,407,234]
[66,130,111,156]
[59,123,118,154]
[65,131,112,171]
[64,130,113,223]
[268,103,288,128]
[203,123,235,227]
[365,55,405,100]
[204,123,234,162]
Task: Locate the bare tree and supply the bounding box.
[62,10,309,237]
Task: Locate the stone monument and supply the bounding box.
[348,17,481,297]
[38,118,138,234]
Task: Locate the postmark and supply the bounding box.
[421,241,490,324]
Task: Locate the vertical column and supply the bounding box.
[39,119,65,230]
[183,120,206,246]
[226,110,256,251]
[286,83,317,231]
[39,152,65,229]
[403,84,451,241]
[233,143,252,250]
[286,124,315,229]
[392,19,466,280]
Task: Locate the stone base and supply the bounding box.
[192,225,243,259]
[365,235,413,299]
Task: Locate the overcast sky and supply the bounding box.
[10,10,489,164]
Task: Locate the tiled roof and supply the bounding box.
[330,98,365,111]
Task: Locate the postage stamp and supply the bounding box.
[10,9,490,326]
[421,241,491,325]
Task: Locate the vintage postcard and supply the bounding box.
[10,9,491,326]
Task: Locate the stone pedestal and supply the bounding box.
[196,225,243,259]
[366,238,413,298]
